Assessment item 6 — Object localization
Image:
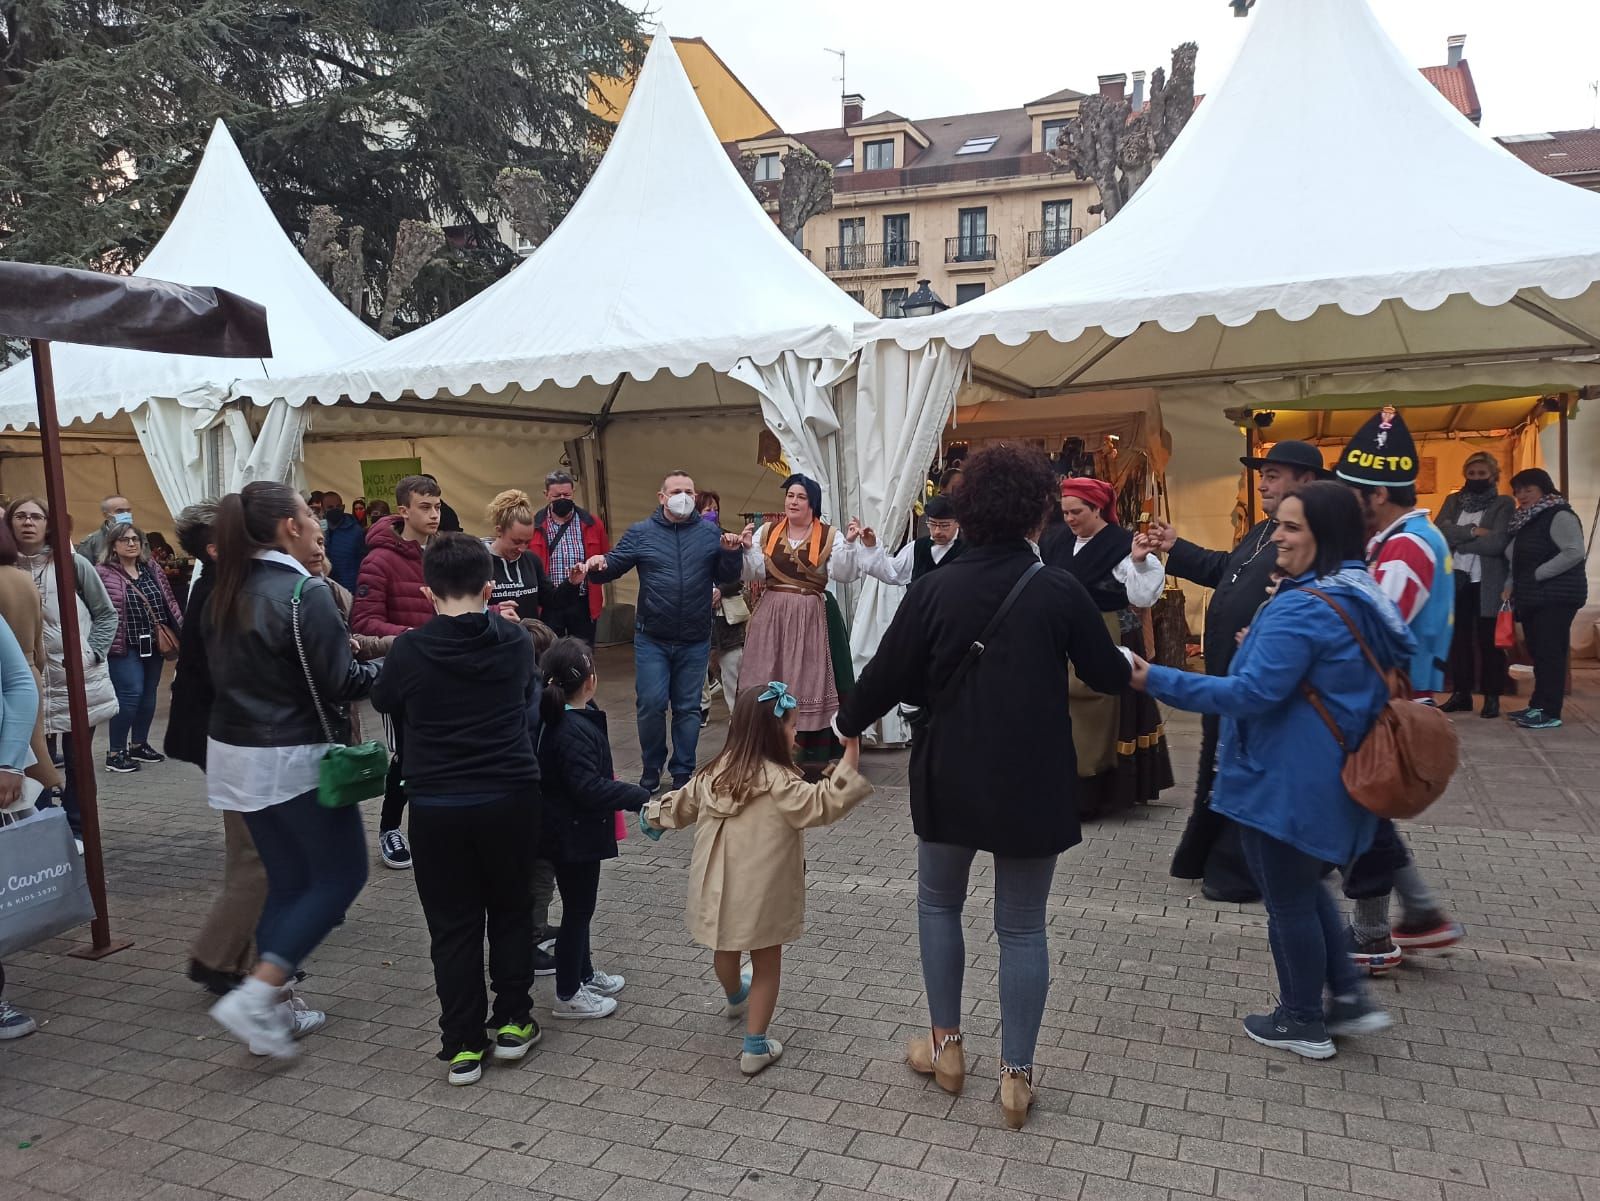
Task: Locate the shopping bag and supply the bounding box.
[614,810,629,842]
[0,808,97,957]
[1494,605,1516,650]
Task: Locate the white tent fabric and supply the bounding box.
[241,32,870,419]
[728,352,845,517]
[864,0,1600,403]
[832,342,968,745]
[0,121,382,433]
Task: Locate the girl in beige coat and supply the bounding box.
[643,681,871,1075]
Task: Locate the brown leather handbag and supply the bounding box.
[1299,588,1459,820]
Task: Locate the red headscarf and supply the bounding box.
[1059,477,1117,521]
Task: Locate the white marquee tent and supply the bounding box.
[234,31,881,560]
[0,121,384,525]
[858,0,1600,598]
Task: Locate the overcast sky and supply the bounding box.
[635,0,1599,138]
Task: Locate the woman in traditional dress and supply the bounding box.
[1041,477,1173,816]
[737,474,873,775]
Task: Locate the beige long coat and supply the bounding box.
[648,760,872,952]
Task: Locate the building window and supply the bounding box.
[1041,118,1071,151]
[864,139,895,171]
[883,214,911,266]
[1040,200,1073,255]
[955,283,985,305]
[955,135,999,156]
[754,152,781,182]
[955,206,989,260]
[837,217,865,270]
[844,290,865,303]
[882,287,909,318]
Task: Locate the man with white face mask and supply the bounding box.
[583,472,745,793]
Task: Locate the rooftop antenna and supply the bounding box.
[1590,80,1598,128]
[824,47,846,101]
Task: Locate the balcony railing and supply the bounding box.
[824,241,920,273]
[1027,227,1083,258]
[945,234,998,264]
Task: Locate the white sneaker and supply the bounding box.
[584,970,625,997]
[211,982,296,1059]
[551,986,618,1020]
[255,992,326,1054]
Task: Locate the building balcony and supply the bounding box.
[824,241,920,274]
[945,234,998,269]
[1026,227,1082,259]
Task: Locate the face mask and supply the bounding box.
[701,509,719,524]
[319,517,329,533]
[325,506,344,520]
[550,498,576,519]
[1464,478,1495,495]
[665,493,697,519]
[112,512,133,526]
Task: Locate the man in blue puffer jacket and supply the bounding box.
[583,471,743,793]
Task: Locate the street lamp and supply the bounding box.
[899,278,949,318]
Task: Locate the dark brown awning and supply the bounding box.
[0,261,270,357]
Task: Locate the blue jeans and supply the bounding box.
[107,652,163,752]
[242,790,369,974]
[1238,824,1362,1025]
[633,633,710,784]
[916,840,1057,1069]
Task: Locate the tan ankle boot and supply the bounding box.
[1000,1065,1034,1129]
[905,1031,965,1095]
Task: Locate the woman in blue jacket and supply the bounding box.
[1131,482,1415,1060]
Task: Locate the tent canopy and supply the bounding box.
[240,30,871,418]
[865,0,1600,405]
[0,121,381,431]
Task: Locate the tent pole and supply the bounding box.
[1244,423,1256,527]
[28,340,132,960]
[1558,393,1570,496]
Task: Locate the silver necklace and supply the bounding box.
[1229,520,1277,585]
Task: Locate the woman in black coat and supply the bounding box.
[836,445,1130,1130]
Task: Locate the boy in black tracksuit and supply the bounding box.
[371,533,543,1086]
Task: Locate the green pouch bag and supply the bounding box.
[291,577,388,809]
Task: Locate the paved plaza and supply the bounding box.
[1,650,1598,1201]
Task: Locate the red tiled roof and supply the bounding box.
[1420,62,1481,123]
[1497,128,1600,178]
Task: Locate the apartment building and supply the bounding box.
[731,35,1485,317]
[736,85,1104,317]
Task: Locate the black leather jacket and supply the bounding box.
[204,558,378,748]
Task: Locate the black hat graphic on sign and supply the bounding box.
[1335,406,1419,488]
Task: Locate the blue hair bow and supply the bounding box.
[758,681,798,718]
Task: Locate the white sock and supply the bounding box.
[239,976,280,1005]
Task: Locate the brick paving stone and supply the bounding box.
[0,657,1597,1199]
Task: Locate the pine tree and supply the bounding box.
[0,0,645,326]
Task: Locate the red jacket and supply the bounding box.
[351,517,432,636]
[529,505,610,622]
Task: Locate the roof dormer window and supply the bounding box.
[956,135,999,155]
[864,139,895,171]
